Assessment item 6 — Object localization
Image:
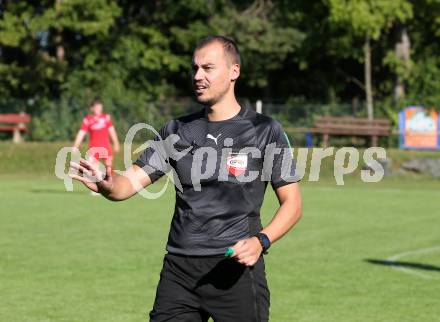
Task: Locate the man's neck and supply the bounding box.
[206,95,241,122]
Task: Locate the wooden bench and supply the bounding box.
[287,116,391,147]
[0,113,31,143]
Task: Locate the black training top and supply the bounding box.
[135,107,298,256]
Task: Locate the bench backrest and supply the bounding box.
[0,113,31,124]
[314,116,391,135]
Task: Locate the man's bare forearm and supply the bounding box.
[261,199,302,243]
[99,166,152,201]
[98,174,133,201]
[261,183,302,243]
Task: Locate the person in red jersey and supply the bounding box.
[73,98,120,168]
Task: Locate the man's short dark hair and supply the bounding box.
[195,35,241,66]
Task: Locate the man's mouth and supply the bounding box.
[194,84,208,95]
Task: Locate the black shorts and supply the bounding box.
[149,253,270,322]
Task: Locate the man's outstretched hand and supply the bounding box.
[69,158,113,194]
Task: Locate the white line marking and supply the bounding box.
[386,246,440,279]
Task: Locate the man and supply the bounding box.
[70,36,302,322]
[73,98,120,169]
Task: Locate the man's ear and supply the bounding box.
[231,64,240,82]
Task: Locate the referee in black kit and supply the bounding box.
[70,35,302,322]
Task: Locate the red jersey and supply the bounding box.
[80,113,113,157]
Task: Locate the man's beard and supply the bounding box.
[194,86,229,106]
[195,94,215,105]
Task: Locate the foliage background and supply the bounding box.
[0,0,439,141]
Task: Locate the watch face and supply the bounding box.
[261,235,270,248]
[258,233,270,250]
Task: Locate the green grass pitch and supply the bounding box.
[1,175,439,322]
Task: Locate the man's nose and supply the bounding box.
[193,68,204,81]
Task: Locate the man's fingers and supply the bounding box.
[69,174,98,191]
[231,240,246,256]
[69,161,81,171]
[227,240,259,266]
[69,173,94,184]
[78,159,106,181]
[236,251,252,260]
[80,158,99,175]
[72,160,94,175]
[70,161,104,183]
[70,161,93,177]
[79,158,93,169]
[105,166,113,179]
[69,173,88,182]
[229,237,263,265]
[237,256,256,266]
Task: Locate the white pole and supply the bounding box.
[256,100,262,114]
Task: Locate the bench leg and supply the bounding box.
[13,128,22,143]
[371,135,378,147]
[305,132,313,147]
[322,133,329,147]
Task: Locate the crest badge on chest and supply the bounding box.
[226,153,248,176]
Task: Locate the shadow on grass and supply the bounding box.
[31,188,86,194]
[365,259,440,272]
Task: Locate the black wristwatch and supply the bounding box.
[254,233,271,254]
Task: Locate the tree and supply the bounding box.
[400,0,440,109]
[209,0,305,98]
[328,0,412,119]
[0,0,120,103]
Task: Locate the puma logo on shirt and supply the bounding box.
[206,133,221,145]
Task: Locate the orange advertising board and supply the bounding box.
[399,107,439,150]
